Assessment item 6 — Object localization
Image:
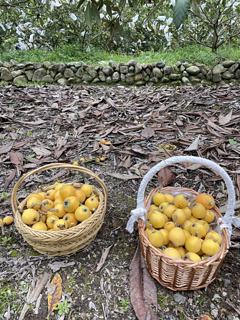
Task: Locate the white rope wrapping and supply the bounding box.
[126,156,237,243]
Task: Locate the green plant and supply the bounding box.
[120,298,130,311]
[2,192,8,200]
[1,236,12,245]
[80,281,91,288]
[28,154,35,158]
[55,300,70,316]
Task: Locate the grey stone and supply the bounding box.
[200,65,208,75]
[10,59,18,66]
[66,62,75,67]
[43,61,51,69]
[171,80,182,86]
[109,60,118,69]
[99,71,106,82]
[70,66,77,72]
[25,70,35,81]
[164,66,173,75]
[55,73,62,82]
[1,68,13,81]
[33,62,43,69]
[211,309,218,318]
[69,77,80,84]
[213,64,226,74]
[75,61,84,68]
[3,62,12,68]
[143,76,149,82]
[169,73,181,80]
[135,81,145,86]
[13,75,28,84]
[222,71,235,80]
[189,76,201,83]
[58,63,66,73]
[235,69,240,79]
[155,61,165,68]
[141,70,147,77]
[106,76,112,83]
[175,61,181,67]
[212,74,222,82]
[129,66,135,72]
[180,65,185,72]
[183,62,190,68]
[126,73,134,78]
[182,71,189,77]
[112,72,120,82]
[92,78,100,83]
[229,63,239,73]
[222,292,227,297]
[102,66,113,76]
[182,77,190,84]
[0,61,2,67]
[57,78,68,85]
[42,75,54,83]
[201,79,212,85]
[142,63,148,69]
[11,70,23,78]
[128,59,137,66]
[32,68,47,82]
[161,77,170,83]
[64,68,75,78]
[120,65,129,74]
[17,64,25,69]
[135,63,142,74]
[173,293,187,304]
[206,70,212,80]
[119,62,127,66]
[24,65,34,71]
[86,66,98,78]
[49,70,57,79]
[149,77,158,83]
[94,66,100,72]
[222,60,235,68]
[135,74,143,81]
[76,68,84,78]
[120,73,126,82]
[197,73,205,79]
[152,67,163,79]
[82,64,88,70]
[125,77,134,84]
[82,74,93,82]
[145,68,151,75]
[186,66,200,75]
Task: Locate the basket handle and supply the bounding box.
[11,163,108,213]
[126,156,236,240]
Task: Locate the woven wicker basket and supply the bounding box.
[127,156,235,291]
[11,163,108,256]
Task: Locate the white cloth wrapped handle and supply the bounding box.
[126,156,236,242]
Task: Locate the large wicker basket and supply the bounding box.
[11,163,108,256]
[127,156,236,291]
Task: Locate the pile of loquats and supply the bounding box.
[21,183,99,231]
[145,192,223,262]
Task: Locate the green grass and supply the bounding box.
[0,44,239,67]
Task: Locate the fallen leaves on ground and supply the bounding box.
[47,273,62,319]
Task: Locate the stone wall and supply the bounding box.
[0,59,240,86]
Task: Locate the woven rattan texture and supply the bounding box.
[138,187,229,291]
[11,164,107,256]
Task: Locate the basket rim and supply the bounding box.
[14,183,105,236]
[138,186,229,267]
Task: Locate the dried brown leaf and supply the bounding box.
[96,245,113,272]
[219,110,232,125]
[47,273,62,318]
[0,141,14,154]
[129,243,148,320]
[4,169,16,190]
[158,167,175,187]
[141,255,158,310]
[9,152,24,171]
[107,172,142,180]
[141,128,155,139]
[32,147,52,157]
[185,135,200,151]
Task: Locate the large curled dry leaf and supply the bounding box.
[158,167,175,188]
[47,273,62,319]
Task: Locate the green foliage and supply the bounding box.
[55,300,70,316]
[2,192,8,200]
[120,298,130,311]
[173,0,190,28]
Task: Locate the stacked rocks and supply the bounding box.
[0,59,239,86]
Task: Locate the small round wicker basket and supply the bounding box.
[127,156,236,291]
[11,163,108,256]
